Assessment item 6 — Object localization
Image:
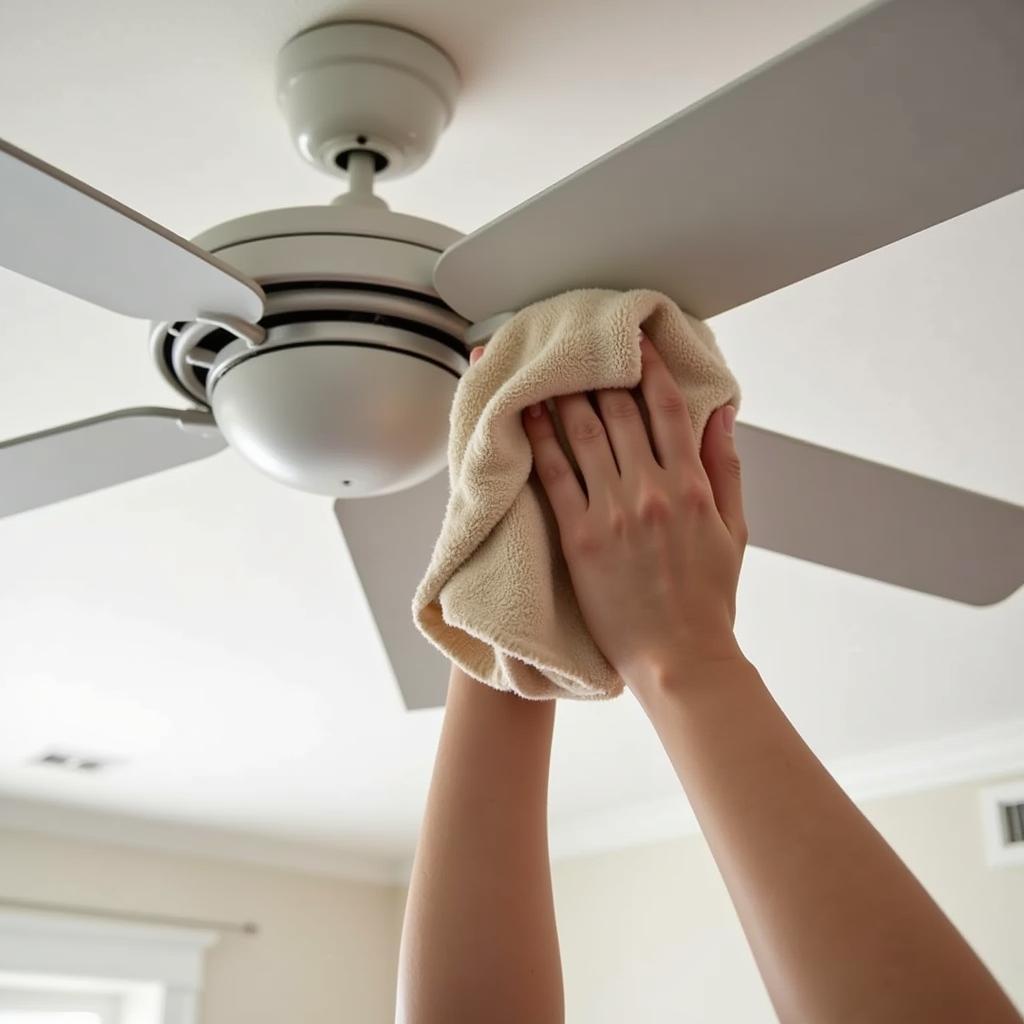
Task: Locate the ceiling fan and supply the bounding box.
[2,0,1022,710]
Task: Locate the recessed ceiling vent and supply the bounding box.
[32,749,116,773]
[981,780,1024,867]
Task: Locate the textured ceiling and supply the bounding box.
[0,0,1021,868]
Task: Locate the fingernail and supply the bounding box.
[527,403,543,418]
[721,406,736,436]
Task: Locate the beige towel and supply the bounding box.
[412,289,739,700]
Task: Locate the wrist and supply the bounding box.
[625,636,752,707]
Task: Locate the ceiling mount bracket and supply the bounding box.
[276,21,460,183]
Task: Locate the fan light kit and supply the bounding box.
[1,1,1022,709]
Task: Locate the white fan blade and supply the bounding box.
[434,0,1024,322]
[0,138,264,322]
[0,408,226,518]
[737,424,1024,606]
[334,472,451,710]
[335,426,1021,711]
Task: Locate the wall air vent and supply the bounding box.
[980,779,1024,867]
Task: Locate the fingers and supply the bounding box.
[522,401,587,525]
[593,388,658,481]
[637,335,703,474]
[700,405,748,552]
[553,392,620,498]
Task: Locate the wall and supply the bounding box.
[0,828,403,1024]
[4,774,1023,1024]
[551,775,1024,1023]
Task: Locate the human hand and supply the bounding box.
[515,334,747,696]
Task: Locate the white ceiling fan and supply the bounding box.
[1,0,1022,710]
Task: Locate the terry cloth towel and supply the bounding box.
[412,288,740,700]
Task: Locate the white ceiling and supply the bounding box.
[0,0,1022,873]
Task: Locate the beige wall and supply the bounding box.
[552,775,1024,1023]
[0,828,403,1024]
[3,774,1022,1024]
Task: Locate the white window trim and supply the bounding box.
[0,911,217,1024]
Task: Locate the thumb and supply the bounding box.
[700,406,748,551]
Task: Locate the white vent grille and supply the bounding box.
[31,749,117,773]
[1000,802,1024,846]
[981,780,1024,867]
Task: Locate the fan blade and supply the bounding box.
[0,138,264,322]
[434,0,1024,323]
[334,472,452,710]
[0,408,226,518]
[333,430,1021,708]
[736,424,1024,606]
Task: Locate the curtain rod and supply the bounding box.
[0,896,258,935]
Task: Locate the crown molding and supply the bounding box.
[0,794,405,886]
[4,717,1024,882]
[548,715,1024,861]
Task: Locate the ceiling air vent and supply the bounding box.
[980,780,1024,867]
[31,749,116,773]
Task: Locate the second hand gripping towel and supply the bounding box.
[412,288,740,700]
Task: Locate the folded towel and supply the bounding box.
[412,289,739,700]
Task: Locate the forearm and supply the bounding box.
[635,658,1021,1024]
[397,665,563,1024]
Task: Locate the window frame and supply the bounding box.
[0,912,217,1024]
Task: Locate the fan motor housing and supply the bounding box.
[151,205,470,498]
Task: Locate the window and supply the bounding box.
[0,985,122,1023]
[0,979,129,1024]
[0,911,216,1024]
[1,1017,103,1024]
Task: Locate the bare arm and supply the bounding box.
[397,666,562,1024]
[522,334,1021,1024]
[397,352,563,1024]
[637,657,1020,1023]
